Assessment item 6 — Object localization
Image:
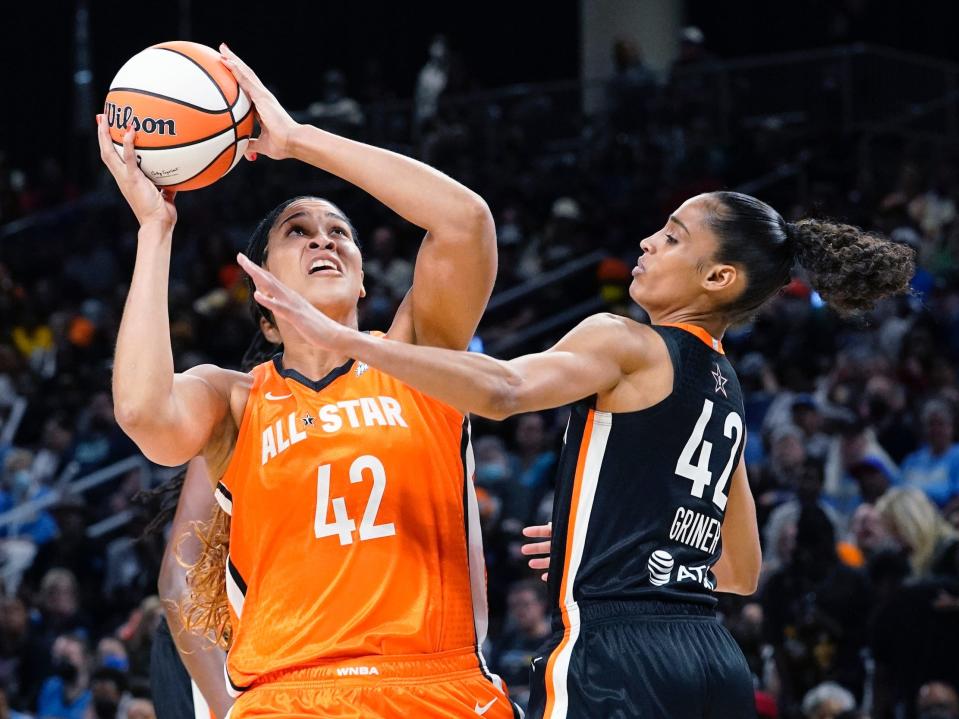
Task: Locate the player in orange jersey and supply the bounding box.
[98,43,518,718]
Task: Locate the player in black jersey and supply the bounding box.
[237,190,915,718]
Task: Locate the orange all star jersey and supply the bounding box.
[213,347,492,694]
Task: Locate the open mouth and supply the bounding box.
[308,258,343,276]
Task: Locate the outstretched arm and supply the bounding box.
[239,252,646,419]
[220,44,495,351]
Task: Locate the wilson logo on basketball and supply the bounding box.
[104,102,177,136]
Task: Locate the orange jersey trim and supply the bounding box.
[659,322,725,354]
[543,409,596,717]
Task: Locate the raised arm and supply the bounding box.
[220,44,495,351]
[711,458,761,595]
[96,115,236,467]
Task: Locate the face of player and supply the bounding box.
[629,194,743,320]
[264,199,365,320]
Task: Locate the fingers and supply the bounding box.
[238,253,286,298]
[522,523,552,539]
[219,43,263,94]
[96,114,124,173]
[520,540,551,556]
[527,557,550,570]
[120,124,138,170]
[244,137,260,162]
[541,572,548,582]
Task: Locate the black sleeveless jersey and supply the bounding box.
[546,324,746,622]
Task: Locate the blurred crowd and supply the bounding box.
[2,29,959,719]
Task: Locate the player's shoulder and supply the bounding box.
[182,363,255,424]
[573,313,666,367]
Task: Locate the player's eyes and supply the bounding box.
[331,226,350,238]
[666,233,678,245]
[288,224,307,236]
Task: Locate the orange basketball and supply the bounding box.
[104,41,255,192]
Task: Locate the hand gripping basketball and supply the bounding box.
[96,113,177,230]
[219,43,300,161]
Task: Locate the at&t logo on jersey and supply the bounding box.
[647,550,674,586]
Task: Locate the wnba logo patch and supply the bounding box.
[648,549,674,586]
[104,102,177,135]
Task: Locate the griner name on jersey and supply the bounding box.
[261,396,408,465]
[668,506,722,554]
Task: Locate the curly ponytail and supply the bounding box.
[788,219,915,313]
[179,505,233,650]
[707,191,915,319]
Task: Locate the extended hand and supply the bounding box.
[237,253,349,351]
[96,114,176,230]
[219,43,300,161]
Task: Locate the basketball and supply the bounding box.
[104,41,254,192]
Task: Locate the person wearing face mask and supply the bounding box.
[89,667,127,719]
[36,634,91,719]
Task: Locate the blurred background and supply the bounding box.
[3,1,959,718]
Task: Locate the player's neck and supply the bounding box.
[651,310,727,342]
[279,308,360,381]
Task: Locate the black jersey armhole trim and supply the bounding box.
[272,353,354,392]
[649,325,684,396]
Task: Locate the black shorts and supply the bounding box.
[527,600,755,719]
[150,616,210,719]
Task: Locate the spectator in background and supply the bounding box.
[763,505,871,715]
[848,458,894,505]
[21,570,89,704]
[900,399,959,507]
[823,419,899,520]
[791,396,831,462]
[917,681,959,719]
[88,667,126,719]
[848,503,896,561]
[414,35,450,132]
[124,698,155,719]
[0,599,29,705]
[0,687,31,719]
[35,633,91,719]
[861,375,918,464]
[62,392,135,482]
[607,38,657,133]
[0,450,57,594]
[754,425,810,519]
[363,226,413,302]
[801,682,856,719]
[306,70,365,134]
[509,414,557,522]
[489,580,550,709]
[22,498,102,611]
[876,487,959,580]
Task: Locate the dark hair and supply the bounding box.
[706,191,915,319]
